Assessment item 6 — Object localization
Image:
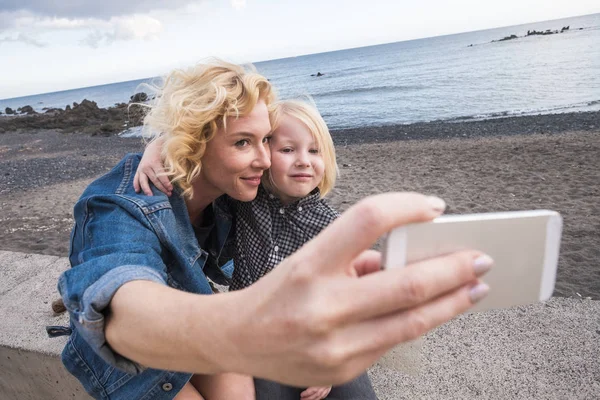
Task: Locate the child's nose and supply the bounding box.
[295,154,310,167]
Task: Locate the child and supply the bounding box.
[228,99,339,292]
[136,99,377,400]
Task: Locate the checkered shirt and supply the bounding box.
[230,185,340,291]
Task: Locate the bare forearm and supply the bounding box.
[105,280,241,374]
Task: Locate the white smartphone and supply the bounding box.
[382,210,563,312]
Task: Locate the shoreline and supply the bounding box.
[331,110,599,144]
[1,96,598,141]
[0,113,598,299]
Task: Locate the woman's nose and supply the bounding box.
[252,143,271,170]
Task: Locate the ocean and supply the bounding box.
[1,13,599,130]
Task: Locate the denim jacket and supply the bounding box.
[57,153,235,399]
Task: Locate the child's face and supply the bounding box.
[268,115,325,205]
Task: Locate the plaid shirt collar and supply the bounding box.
[261,185,322,210]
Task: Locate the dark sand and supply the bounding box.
[1,111,599,298]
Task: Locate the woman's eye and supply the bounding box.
[262,136,272,144]
[235,139,250,147]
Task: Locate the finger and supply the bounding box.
[133,170,141,193]
[157,172,173,194]
[303,387,326,400]
[350,250,382,277]
[337,250,492,324]
[306,390,324,400]
[139,172,153,196]
[300,387,318,398]
[337,281,488,362]
[302,192,446,273]
[315,387,329,400]
[150,170,170,195]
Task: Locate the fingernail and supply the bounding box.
[473,254,494,276]
[426,196,446,213]
[469,283,490,304]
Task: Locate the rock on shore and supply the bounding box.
[0,99,146,136]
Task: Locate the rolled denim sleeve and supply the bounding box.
[58,195,170,374]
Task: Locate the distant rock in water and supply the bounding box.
[311,72,324,77]
[526,28,561,36]
[44,107,64,114]
[490,26,572,44]
[5,107,14,115]
[130,92,148,102]
[74,99,100,112]
[17,105,37,115]
[493,34,518,42]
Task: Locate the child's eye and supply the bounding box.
[235,139,250,147]
[309,149,320,154]
[280,148,293,153]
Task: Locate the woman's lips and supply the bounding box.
[241,176,262,186]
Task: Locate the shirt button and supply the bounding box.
[279,208,284,214]
[298,206,303,212]
[162,383,173,392]
[274,245,279,252]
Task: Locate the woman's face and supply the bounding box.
[199,100,272,202]
[268,115,325,205]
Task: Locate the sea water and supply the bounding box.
[1,13,598,130]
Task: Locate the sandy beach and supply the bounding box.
[0,111,598,298]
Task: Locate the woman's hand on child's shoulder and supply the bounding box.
[134,136,173,196]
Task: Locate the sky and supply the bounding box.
[1,0,599,99]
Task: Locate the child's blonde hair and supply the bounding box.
[264,99,337,197]
[143,59,275,198]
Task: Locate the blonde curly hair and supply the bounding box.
[143,59,275,198]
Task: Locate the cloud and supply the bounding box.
[0,0,189,47]
[0,10,33,31]
[1,1,199,20]
[231,0,247,11]
[81,15,164,47]
[0,32,46,47]
[36,18,91,30]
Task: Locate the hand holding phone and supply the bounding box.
[383,210,562,312]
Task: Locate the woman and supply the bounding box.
[57,59,492,399]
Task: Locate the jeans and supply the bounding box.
[254,372,378,400]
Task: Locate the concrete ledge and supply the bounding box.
[0,346,89,399]
[0,251,88,399]
[1,250,599,399]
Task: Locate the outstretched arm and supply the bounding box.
[104,193,492,386]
